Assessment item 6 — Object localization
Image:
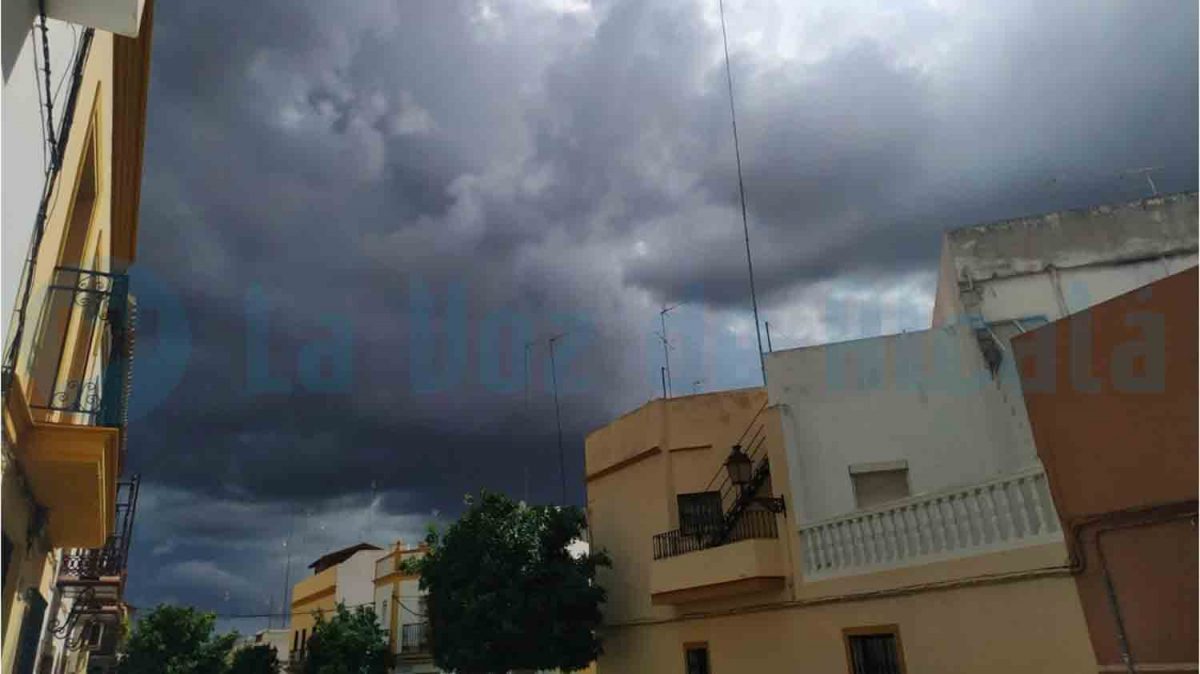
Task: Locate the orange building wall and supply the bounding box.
[1015,266,1198,673]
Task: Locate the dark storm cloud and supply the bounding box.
[124,0,1197,620]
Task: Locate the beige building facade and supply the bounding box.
[586,195,1197,673]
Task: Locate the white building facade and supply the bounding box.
[768,193,1198,581]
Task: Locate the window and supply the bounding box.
[849,461,909,510]
[3,533,13,588]
[677,492,722,536]
[16,591,48,674]
[85,622,103,650]
[843,626,905,674]
[683,643,710,674]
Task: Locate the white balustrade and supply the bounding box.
[799,467,1061,579]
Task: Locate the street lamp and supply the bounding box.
[723,443,786,514]
[724,444,753,488]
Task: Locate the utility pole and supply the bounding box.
[548,333,568,505]
[658,304,682,398]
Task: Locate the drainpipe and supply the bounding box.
[1066,501,1197,674]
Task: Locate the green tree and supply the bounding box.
[299,604,389,674]
[406,491,611,674]
[229,644,279,674]
[119,605,236,674]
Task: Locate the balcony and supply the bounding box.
[798,467,1062,580]
[650,510,786,604]
[58,477,139,591]
[400,622,430,657]
[6,267,134,548]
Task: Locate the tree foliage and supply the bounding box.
[229,644,279,674]
[406,491,611,674]
[299,604,389,674]
[119,605,237,674]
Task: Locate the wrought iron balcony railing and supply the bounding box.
[653,508,779,560]
[59,476,140,584]
[652,402,781,560]
[28,266,133,429]
[401,622,430,654]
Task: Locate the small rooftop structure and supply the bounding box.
[308,543,382,574]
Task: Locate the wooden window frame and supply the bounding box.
[842,624,906,674]
[682,640,711,674]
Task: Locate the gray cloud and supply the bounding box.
[124,0,1196,622]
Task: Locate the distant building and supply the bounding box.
[1016,267,1197,673]
[288,543,384,663]
[586,194,1197,673]
[1,0,155,672]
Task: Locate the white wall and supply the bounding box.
[969,254,1197,327]
[1,3,77,337]
[765,322,1038,524]
[334,549,384,610]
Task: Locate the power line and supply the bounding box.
[718,0,766,385]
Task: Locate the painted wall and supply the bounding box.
[765,322,1038,525]
[596,574,1092,674]
[1,2,78,337]
[932,192,1198,329]
[585,388,792,627]
[1016,266,1198,672]
[334,548,384,610]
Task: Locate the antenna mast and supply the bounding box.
[718,0,766,384]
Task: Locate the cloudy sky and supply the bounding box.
[124,0,1197,628]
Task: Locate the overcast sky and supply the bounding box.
[124,0,1197,629]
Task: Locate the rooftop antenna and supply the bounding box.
[523,340,536,409]
[280,511,294,632]
[657,303,682,398]
[548,333,568,505]
[718,0,766,385]
[1123,167,1162,197]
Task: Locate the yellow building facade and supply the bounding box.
[585,387,1095,673]
[288,542,385,664]
[372,542,438,674]
[2,2,153,672]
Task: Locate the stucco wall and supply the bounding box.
[585,388,789,626]
[1016,266,1198,671]
[334,548,383,610]
[596,575,1092,674]
[932,193,1198,328]
[765,322,1038,525]
[1,7,79,337]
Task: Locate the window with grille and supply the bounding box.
[677,492,722,536]
[683,643,710,674]
[844,627,905,674]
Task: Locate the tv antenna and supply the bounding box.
[656,303,682,398]
[1122,167,1162,197]
[718,0,766,385]
[548,333,568,505]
